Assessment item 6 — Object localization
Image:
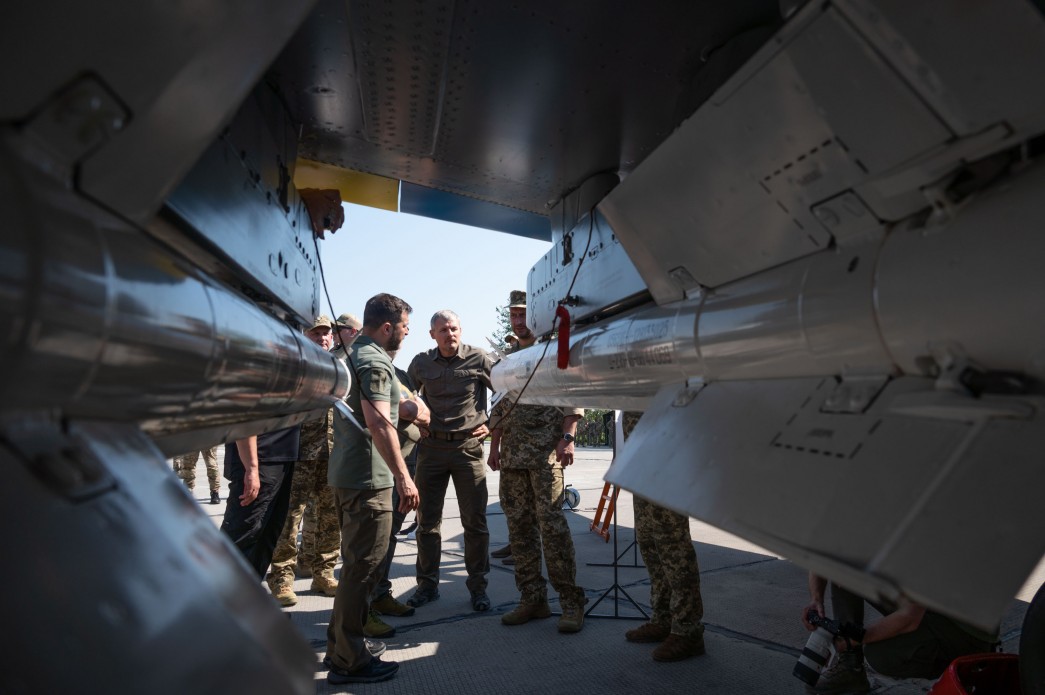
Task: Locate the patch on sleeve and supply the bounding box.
[369,368,390,396]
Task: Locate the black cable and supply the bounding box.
[493,208,597,430]
[314,206,596,435]
[312,234,399,434]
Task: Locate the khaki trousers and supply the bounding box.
[325,487,392,671]
[414,438,489,593]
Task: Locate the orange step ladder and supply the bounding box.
[589,482,618,542]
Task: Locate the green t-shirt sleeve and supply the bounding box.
[359,361,393,403]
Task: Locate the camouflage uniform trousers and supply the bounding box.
[267,458,341,586]
[173,448,219,493]
[622,410,704,638]
[634,497,704,638]
[500,466,586,608]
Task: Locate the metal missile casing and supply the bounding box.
[0,140,349,453]
[493,159,1045,406]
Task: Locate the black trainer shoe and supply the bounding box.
[321,639,385,667]
[406,584,440,608]
[327,657,399,685]
[209,490,220,505]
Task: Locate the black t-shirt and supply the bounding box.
[224,426,301,472]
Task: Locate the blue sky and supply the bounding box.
[318,202,551,361]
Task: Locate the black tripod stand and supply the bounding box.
[585,485,649,620]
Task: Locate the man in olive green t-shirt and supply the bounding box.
[324,294,419,687]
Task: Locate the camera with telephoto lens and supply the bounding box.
[793,610,866,686]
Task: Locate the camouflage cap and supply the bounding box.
[335,312,361,330]
[310,314,333,330]
[508,290,527,308]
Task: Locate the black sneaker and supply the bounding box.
[471,590,491,612]
[321,639,385,668]
[327,657,399,685]
[209,491,220,505]
[406,584,440,608]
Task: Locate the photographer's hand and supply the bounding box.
[833,634,860,653]
[802,572,828,630]
[801,600,825,631]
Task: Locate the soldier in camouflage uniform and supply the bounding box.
[621,410,707,661]
[332,312,361,361]
[488,291,587,633]
[266,316,342,606]
[294,435,333,576]
[293,312,353,573]
[173,447,221,504]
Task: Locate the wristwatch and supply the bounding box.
[562,433,575,443]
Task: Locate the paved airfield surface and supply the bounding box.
[187,446,1041,694]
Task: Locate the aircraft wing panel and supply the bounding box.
[2,420,315,693]
[600,0,1045,304]
[400,182,551,240]
[1,1,318,225]
[607,378,1045,630]
[274,0,783,217]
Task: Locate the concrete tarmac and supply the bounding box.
[184,446,1041,695]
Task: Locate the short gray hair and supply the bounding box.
[430,309,460,328]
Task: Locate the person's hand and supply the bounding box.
[418,426,430,439]
[832,634,859,653]
[801,599,825,631]
[555,438,575,467]
[299,188,345,238]
[240,468,260,506]
[396,476,419,514]
[411,396,431,428]
[487,448,501,471]
[470,423,490,439]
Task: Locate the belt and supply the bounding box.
[429,430,474,442]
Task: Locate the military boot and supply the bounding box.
[501,602,551,626]
[652,633,706,662]
[373,591,416,617]
[557,604,585,633]
[270,581,298,607]
[406,583,440,608]
[364,609,396,638]
[805,650,870,694]
[625,622,670,643]
[311,575,338,597]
